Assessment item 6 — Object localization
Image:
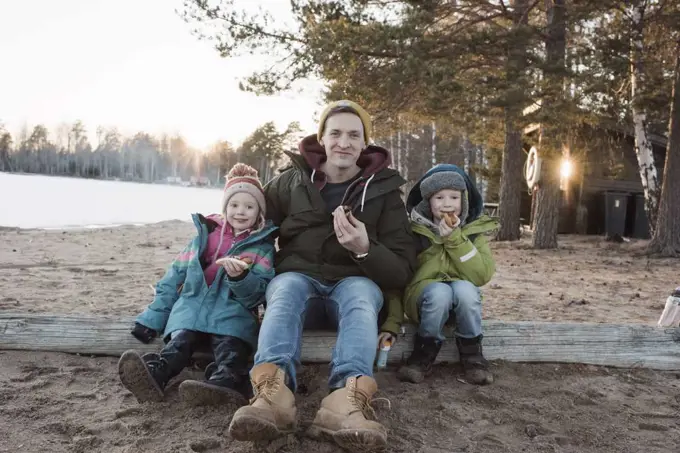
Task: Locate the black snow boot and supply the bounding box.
[397,334,443,383]
[119,330,198,402]
[178,335,252,407]
[456,335,493,385]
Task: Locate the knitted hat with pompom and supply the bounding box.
[221,163,266,218]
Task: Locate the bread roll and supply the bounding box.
[443,212,458,228]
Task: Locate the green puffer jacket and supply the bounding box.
[403,216,499,323]
[265,135,417,334]
[403,164,499,324]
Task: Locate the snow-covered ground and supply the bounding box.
[0,172,223,229]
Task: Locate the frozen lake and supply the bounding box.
[0,172,224,229]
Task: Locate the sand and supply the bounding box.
[1,222,679,452]
[0,222,675,323]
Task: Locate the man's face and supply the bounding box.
[320,112,365,171]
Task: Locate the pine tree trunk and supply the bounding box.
[648,42,680,257]
[630,2,661,233]
[431,121,437,166]
[0,145,10,172]
[496,0,530,241]
[532,0,566,249]
[532,158,561,248]
[405,125,411,179]
[497,116,523,240]
[396,129,402,176]
[390,134,397,172]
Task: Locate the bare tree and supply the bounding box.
[648,40,680,256]
[629,0,661,232]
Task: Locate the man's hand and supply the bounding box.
[378,331,396,347]
[131,322,157,344]
[216,257,250,278]
[333,207,370,256]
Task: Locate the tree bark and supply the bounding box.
[532,0,566,249]
[389,134,397,172]
[532,158,561,248]
[396,129,402,176]
[630,2,661,233]
[431,121,437,167]
[496,0,530,242]
[497,115,524,240]
[648,42,680,257]
[405,123,411,178]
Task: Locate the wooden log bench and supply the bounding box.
[1,313,680,370]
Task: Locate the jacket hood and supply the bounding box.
[204,213,224,229]
[406,164,484,223]
[284,134,401,213]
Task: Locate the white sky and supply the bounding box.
[0,0,323,149]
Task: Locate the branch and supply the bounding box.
[499,0,509,16]
[217,15,305,45]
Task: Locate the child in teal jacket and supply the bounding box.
[119,164,276,407]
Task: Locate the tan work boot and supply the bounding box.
[307,376,387,451]
[227,363,297,441]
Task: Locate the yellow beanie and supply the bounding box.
[317,100,372,144]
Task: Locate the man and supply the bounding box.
[228,100,416,450]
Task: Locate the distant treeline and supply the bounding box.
[0,120,303,186]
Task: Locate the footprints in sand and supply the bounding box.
[66,266,120,276]
[1,354,239,452]
[40,421,87,436]
[1,352,679,452]
[187,437,223,452]
[1,356,155,451]
[113,406,142,419]
[10,365,60,383]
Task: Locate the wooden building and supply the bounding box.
[523,123,668,238]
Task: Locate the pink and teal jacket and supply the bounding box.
[136,213,276,349]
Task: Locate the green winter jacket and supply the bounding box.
[403,164,499,324]
[264,135,417,333]
[404,216,499,323]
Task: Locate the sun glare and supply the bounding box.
[560,158,573,180]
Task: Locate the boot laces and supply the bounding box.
[250,375,279,404]
[348,389,391,419]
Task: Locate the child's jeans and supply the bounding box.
[417,280,482,341]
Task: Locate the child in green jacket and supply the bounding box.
[398,164,499,385]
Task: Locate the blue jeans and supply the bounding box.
[254,272,384,391]
[417,280,482,341]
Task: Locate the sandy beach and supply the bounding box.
[0,222,675,323]
[1,222,679,452]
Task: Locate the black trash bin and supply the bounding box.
[604,191,628,237]
[632,194,650,239]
